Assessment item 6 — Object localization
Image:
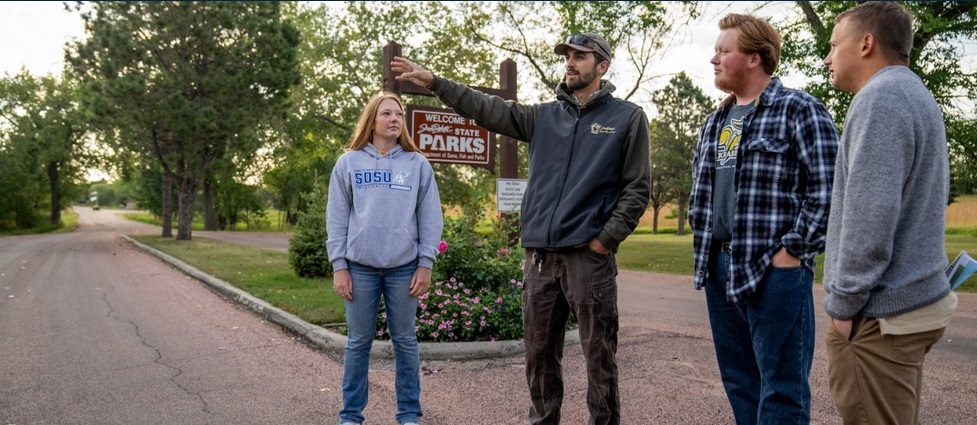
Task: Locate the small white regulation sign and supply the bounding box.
[496,178,527,213]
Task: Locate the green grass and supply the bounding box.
[0,209,78,236]
[616,232,977,292]
[616,233,696,276]
[946,226,977,237]
[58,209,79,233]
[130,235,345,324]
[123,210,293,232]
[946,234,977,292]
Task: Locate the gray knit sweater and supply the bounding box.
[823,66,951,320]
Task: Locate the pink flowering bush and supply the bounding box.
[376,190,526,342]
[431,200,523,293]
[373,276,523,342]
[410,277,524,341]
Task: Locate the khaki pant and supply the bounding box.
[825,316,945,425]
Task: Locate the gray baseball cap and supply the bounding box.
[554,33,612,61]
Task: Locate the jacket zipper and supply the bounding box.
[546,107,580,247]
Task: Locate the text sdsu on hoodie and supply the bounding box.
[326,143,443,271]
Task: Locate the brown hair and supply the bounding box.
[347,92,418,152]
[835,1,913,63]
[719,13,782,75]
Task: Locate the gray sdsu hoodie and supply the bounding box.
[326,143,443,271]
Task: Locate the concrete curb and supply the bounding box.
[123,235,579,361]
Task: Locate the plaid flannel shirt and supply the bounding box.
[689,77,839,302]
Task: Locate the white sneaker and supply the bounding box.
[402,422,420,425]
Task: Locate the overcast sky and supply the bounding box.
[0,2,807,101]
[1,2,972,108]
[0,2,84,77]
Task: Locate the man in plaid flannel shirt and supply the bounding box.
[688,13,839,424]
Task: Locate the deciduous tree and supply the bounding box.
[69,2,301,240]
[650,72,713,235]
[0,71,89,226]
[780,1,977,196]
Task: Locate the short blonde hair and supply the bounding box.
[835,1,913,63]
[719,13,782,75]
[347,92,418,152]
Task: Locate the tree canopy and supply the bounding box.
[649,72,712,235]
[0,71,89,228]
[779,1,977,196]
[68,1,301,239]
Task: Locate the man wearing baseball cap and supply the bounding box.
[554,32,614,62]
[392,32,650,425]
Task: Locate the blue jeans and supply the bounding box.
[704,249,814,425]
[340,260,421,425]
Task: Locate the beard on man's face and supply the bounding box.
[567,67,598,91]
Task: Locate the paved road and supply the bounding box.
[0,209,345,423]
[2,207,975,424]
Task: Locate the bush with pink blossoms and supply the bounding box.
[373,274,525,342]
[409,277,524,342]
[376,190,526,342]
[431,202,523,293]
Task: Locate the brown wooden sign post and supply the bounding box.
[382,41,520,242]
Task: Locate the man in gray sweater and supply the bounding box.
[822,2,957,423]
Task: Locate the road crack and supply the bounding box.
[100,291,211,414]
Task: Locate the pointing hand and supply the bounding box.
[391,57,434,89]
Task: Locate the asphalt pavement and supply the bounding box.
[189,210,977,424]
[2,207,974,424]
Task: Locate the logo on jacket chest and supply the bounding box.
[353,169,412,191]
[590,123,617,134]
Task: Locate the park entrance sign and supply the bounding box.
[407,105,494,171]
[382,40,519,216]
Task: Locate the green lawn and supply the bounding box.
[123,209,293,232]
[0,209,78,236]
[130,235,345,324]
[946,234,977,291]
[616,233,696,276]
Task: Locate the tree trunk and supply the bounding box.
[47,161,61,225]
[176,176,198,240]
[651,206,661,234]
[676,195,688,236]
[161,172,173,238]
[203,177,217,230]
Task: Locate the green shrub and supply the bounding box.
[288,186,332,278]
[432,191,524,293]
[373,188,527,342]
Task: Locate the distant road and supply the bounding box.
[2,207,974,424]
